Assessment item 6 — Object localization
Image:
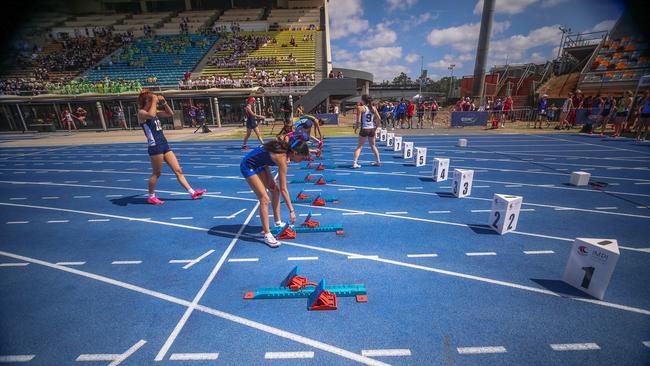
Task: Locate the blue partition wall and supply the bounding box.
[81,34,217,86]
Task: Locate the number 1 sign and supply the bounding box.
[562,238,620,300]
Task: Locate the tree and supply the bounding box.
[392,72,413,86]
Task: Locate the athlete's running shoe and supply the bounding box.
[274,221,286,228]
[147,196,165,205]
[191,189,207,200]
[264,233,280,248]
[352,163,361,169]
[371,161,381,167]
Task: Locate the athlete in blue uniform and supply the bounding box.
[293,114,323,143]
[242,97,266,150]
[240,137,310,247]
[137,91,206,205]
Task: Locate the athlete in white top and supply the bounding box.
[352,95,382,168]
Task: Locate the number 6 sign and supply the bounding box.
[402,142,413,159]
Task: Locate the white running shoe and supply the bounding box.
[274,221,286,227]
[264,233,280,248]
[352,163,361,169]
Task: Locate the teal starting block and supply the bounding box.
[269,224,344,236]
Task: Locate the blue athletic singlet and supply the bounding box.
[142,116,170,156]
[293,115,316,131]
[240,146,277,177]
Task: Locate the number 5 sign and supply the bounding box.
[562,238,619,300]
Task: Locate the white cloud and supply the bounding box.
[352,23,397,47]
[337,46,409,82]
[328,0,369,40]
[405,53,420,63]
[474,0,538,15]
[428,54,465,70]
[386,0,417,11]
[489,24,562,62]
[592,19,616,32]
[529,52,548,63]
[540,0,568,7]
[333,47,353,61]
[426,21,511,52]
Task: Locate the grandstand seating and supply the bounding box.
[267,8,320,29]
[81,34,218,86]
[581,36,649,84]
[156,10,219,35]
[199,30,316,84]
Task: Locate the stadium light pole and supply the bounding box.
[471,0,495,106]
[557,26,571,59]
[447,64,456,99]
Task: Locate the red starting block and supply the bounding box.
[307,280,337,311]
[316,163,325,171]
[315,177,327,185]
[311,195,326,206]
[276,224,297,239]
[300,212,320,228]
[307,156,315,161]
[304,173,316,182]
[296,190,313,200]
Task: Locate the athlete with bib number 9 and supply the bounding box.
[352,95,382,168]
[137,91,206,205]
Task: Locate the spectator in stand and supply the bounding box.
[534,94,548,129]
[328,70,334,78]
[337,71,344,79]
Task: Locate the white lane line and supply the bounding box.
[154,202,261,362]
[338,188,356,191]
[520,208,536,212]
[77,340,147,365]
[0,355,35,362]
[428,210,451,214]
[385,211,408,214]
[264,351,314,359]
[117,179,131,182]
[457,346,507,354]
[180,250,215,270]
[288,256,319,261]
[77,354,119,361]
[169,353,219,361]
[642,341,650,348]
[9,197,27,200]
[171,217,193,220]
[236,190,254,194]
[473,185,490,188]
[64,181,78,183]
[6,221,29,224]
[298,213,321,217]
[74,196,91,199]
[304,189,322,192]
[41,196,59,199]
[348,255,379,260]
[466,252,497,256]
[361,349,411,357]
[2,204,648,317]
[90,180,105,183]
[581,168,595,171]
[88,219,110,222]
[335,173,351,175]
[407,254,438,258]
[227,258,259,262]
[111,261,142,265]
[342,212,365,216]
[524,250,555,255]
[470,209,491,213]
[505,184,523,187]
[105,195,122,198]
[554,207,574,211]
[550,343,600,351]
[0,262,29,267]
[405,187,423,190]
[634,182,650,185]
[47,220,69,223]
[595,207,617,210]
[56,261,86,266]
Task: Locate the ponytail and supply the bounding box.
[263,137,309,156]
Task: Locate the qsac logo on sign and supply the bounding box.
[578,246,588,256]
[591,250,609,264]
[461,117,478,123]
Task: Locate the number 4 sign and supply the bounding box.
[562,238,620,300]
[489,194,522,234]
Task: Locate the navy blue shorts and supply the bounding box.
[246,118,258,130]
[240,161,265,178]
[148,143,171,156]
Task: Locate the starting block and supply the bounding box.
[402,142,414,159]
[452,169,474,198]
[300,212,320,228]
[562,238,619,300]
[302,163,336,170]
[288,195,338,204]
[489,194,523,234]
[393,136,403,151]
[458,138,468,147]
[296,190,313,200]
[270,223,345,236]
[570,171,590,186]
[311,195,326,206]
[414,147,427,167]
[276,224,297,239]
[387,133,395,147]
[244,266,367,311]
[380,128,387,143]
[432,158,449,182]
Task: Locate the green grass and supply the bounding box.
[193,125,358,140]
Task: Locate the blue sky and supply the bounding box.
[328,0,625,82]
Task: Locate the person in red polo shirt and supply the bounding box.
[569,89,584,127]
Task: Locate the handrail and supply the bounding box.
[495,65,509,95]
